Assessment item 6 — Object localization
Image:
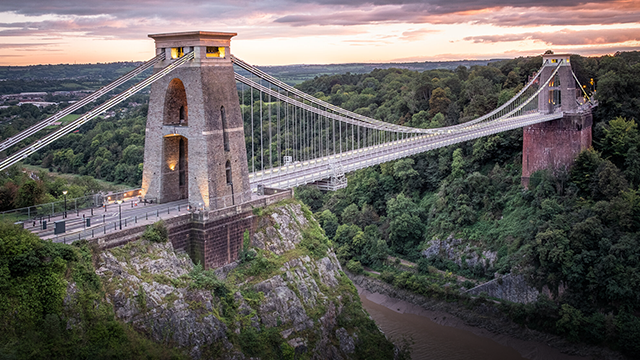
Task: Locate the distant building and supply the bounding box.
[17,101,57,108]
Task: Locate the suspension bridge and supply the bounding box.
[0,31,595,267]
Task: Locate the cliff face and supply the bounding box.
[92,201,396,359]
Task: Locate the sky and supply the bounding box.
[0,0,639,66]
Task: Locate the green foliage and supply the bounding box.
[450,148,466,179]
[238,229,256,263]
[346,259,364,274]
[299,223,330,260]
[317,209,339,239]
[141,220,168,243]
[294,185,325,212]
[189,263,228,295]
[0,101,149,192]
[246,251,279,277]
[290,60,640,354]
[238,327,293,359]
[0,222,187,359]
[387,193,424,255]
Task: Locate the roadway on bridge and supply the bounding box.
[249,111,562,190]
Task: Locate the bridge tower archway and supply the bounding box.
[141,32,251,210]
[164,78,189,126]
[162,134,189,201]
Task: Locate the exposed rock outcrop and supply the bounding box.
[465,274,540,303]
[86,201,391,359]
[95,241,233,359]
[422,235,497,270]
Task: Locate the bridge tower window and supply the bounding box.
[179,105,186,123]
[225,160,232,185]
[206,46,225,58]
[221,106,230,151]
[171,47,184,59]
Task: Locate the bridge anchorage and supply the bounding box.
[0,31,595,269]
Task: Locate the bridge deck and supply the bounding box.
[249,112,563,190]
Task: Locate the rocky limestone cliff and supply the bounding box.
[90,201,397,359]
[422,235,497,270]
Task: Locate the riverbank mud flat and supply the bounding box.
[349,273,627,360]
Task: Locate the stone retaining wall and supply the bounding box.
[90,190,293,269]
[465,274,539,303]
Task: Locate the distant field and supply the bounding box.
[22,164,131,191]
[61,114,80,124]
[44,114,79,129]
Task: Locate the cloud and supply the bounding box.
[0,0,639,66]
[275,1,640,27]
[0,0,636,30]
[0,42,54,48]
[399,28,439,41]
[464,28,640,46]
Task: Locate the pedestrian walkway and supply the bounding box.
[26,198,189,244]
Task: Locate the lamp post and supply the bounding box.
[117,200,123,230]
[62,190,68,219]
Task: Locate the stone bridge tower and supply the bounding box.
[521,54,593,187]
[141,31,251,210]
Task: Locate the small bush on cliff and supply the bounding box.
[238,230,256,263]
[347,259,364,274]
[300,225,330,259]
[189,263,228,295]
[239,327,294,360]
[141,220,168,243]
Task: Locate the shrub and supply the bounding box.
[347,259,364,274]
[141,220,168,243]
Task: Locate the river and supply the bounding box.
[358,287,591,360]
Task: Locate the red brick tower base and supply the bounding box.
[522,112,592,188]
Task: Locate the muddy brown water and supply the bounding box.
[358,287,590,360]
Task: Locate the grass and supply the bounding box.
[22,163,131,191]
[43,114,80,130]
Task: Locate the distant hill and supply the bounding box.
[0,59,505,94]
[257,60,506,85]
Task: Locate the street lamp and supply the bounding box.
[62,190,68,219]
[117,200,123,230]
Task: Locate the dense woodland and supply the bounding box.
[290,51,640,357]
[0,96,148,210]
[0,51,639,357]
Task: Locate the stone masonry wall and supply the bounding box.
[90,190,293,270]
[522,111,592,187]
[189,211,254,269]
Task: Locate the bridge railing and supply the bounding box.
[50,201,187,244]
[1,188,142,224]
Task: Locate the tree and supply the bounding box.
[15,180,45,208]
[592,160,628,201]
[387,194,424,255]
[450,148,465,179]
[624,146,640,187]
[341,204,361,225]
[570,148,603,197]
[318,210,339,239]
[429,87,451,117]
[361,225,389,266]
[599,117,638,168]
[393,158,422,194]
[294,185,325,212]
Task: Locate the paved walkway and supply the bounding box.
[26,198,189,243]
